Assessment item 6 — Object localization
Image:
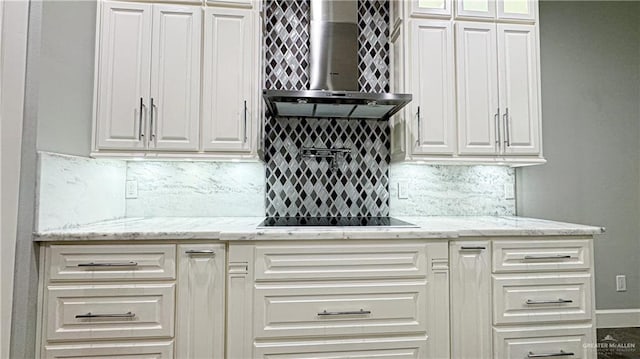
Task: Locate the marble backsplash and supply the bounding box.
[389,163,515,216]
[125,161,265,217]
[37,152,126,231]
[37,153,515,230]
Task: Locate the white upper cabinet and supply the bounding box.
[498,0,537,22]
[498,24,540,155]
[202,7,255,153]
[150,5,201,151]
[410,0,452,18]
[456,21,499,155]
[410,20,456,154]
[455,0,496,20]
[95,2,201,153]
[96,1,152,150]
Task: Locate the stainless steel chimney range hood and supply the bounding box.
[263,0,411,120]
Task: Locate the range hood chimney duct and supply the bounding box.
[263,0,411,120]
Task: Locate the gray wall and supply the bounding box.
[517,1,640,310]
[36,0,96,156]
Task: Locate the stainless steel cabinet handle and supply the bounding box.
[460,246,486,250]
[138,97,145,141]
[77,262,138,267]
[150,97,156,143]
[75,312,135,319]
[504,107,510,147]
[526,299,573,305]
[185,249,216,255]
[527,350,574,358]
[415,106,421,146]
[317,309,371,316]
[523,255,572,260]
[494,108,501,151]
[243,100,248,143]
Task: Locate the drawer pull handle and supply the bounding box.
[527,350,574,358]
[185,249,216,255]
[523,255,572,260]
[526,299,573,305]
[77,262,138,267]
[317,309,371,316]
[75,312,136,319]
[460,246,486,250]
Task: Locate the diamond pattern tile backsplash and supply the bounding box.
[264,0,391,217]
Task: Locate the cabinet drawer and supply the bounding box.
[493,273,592,325]
[254,336,428,358]
[254,243,428,281]
[48,244,176,281]
[46,283,175,341]
[493,240,590,273]
[44,340,174,359]
[493,325,595,359]
[254,280,427,338]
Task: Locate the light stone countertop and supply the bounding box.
[34,216,605,241]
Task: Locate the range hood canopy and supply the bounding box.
[263,0,411,120]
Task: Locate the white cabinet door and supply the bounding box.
[202,7,255,152]
[450,241,492,359]
[456,22,499,155]
[455,0,496,19]
[498,24,540,155]
[497,0,537,22]
[410,20,456,155]
[175,244,226,359]
[411,0,452,17]
[96,1,152,150]
[150,5,201,151]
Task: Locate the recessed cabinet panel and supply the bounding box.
[493,273,592,325]
[48,244,176,281]
[254,336,428,359]
[494,325,595,359]
[150,5,201,151]
[254,281,427,339]
[493,239,591,273]
[498,24,540,155]
[254,243,428,281]
[46,283,175,341]
[455,0,496,19]
[176,244,226,359]
[450,241,492,359]
[202,7,254,152]
[411,0,452,17]
[44,341,174,359]
[498,0,537,21]
[96,1,152,150]
[456,22,499,155]
[410,20,456,154]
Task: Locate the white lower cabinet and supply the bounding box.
[175,244,226,359]
[228,240,451,359]
[450,241,492,359]
[38,236,597,359]
[493,325,595,359]
[44,341,174,359]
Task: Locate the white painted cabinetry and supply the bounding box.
[95,1,201,152]
[450,241,492,359]
[175,244,226,359]
[410,20,456,154]
[95,1,152,151]
[227,241,451,359]
[202,7,256,153]
[391,0,544,165]
[92,0,259,159]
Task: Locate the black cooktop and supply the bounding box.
[258,216,416,227]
